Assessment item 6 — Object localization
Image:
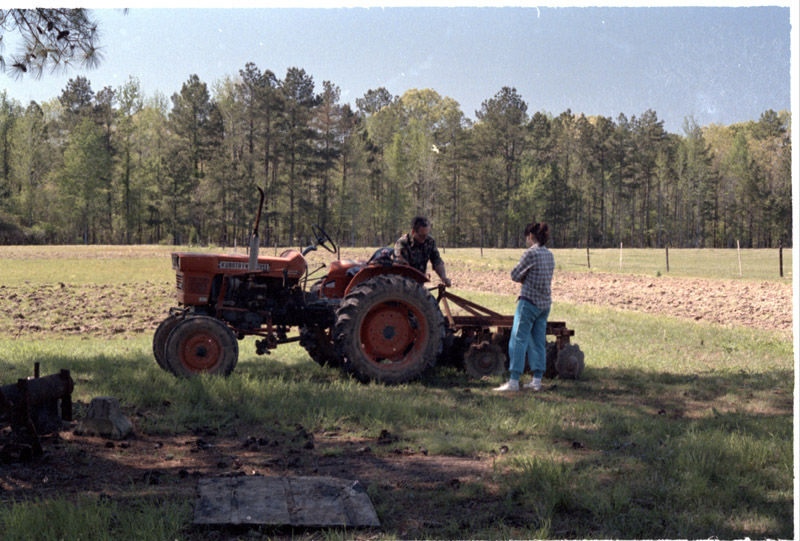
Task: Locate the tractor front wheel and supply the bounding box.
[153,313,184,373]
[334,275,444,384]
[164,316,238,377]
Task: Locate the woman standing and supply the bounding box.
[494,222,554,392]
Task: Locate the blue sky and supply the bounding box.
[0,5,793,134]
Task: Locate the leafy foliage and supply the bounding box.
[0,67,791,248]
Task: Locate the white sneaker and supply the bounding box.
[493,380,520,392]
[523,378,542,391]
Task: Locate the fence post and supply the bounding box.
[736,239,742,277]
[586,244,590,269]
[666,244,669,273]
[779,240,783,277]
[619,242,623,271]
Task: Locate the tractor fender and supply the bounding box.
[344,264,428,296]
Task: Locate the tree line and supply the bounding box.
[0,65,792,249]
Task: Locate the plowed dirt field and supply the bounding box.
[0,269,791,338]
[449,268,793,334]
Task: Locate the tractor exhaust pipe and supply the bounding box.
[248,188,265,272]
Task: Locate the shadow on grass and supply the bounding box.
[1,351,792,539]
[499,366,793,539]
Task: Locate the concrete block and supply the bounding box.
[76,396,132,440]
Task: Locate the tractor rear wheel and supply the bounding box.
[300,325,341,368]
[164,316,238,378]
[334,275,444,384]
[153,314,183,373]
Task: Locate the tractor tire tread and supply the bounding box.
[153,313,183,374]
[300,325,342,368]
[334,275,444,384]
[164,315,239,378]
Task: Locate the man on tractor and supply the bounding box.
[394,216,452,287]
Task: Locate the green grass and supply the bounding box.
[0,245,791,285]
[0,245,793,539]
[1,290,792,539]
[0,496,190,541]
[0,245,182,285]
[2,257,170,285]
[445,247,792,281]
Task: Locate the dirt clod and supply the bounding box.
[1,270,789,340]
[448,268,791,334]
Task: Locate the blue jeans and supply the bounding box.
[508,298,550,381]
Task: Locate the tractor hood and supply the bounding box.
[171,250,307,279]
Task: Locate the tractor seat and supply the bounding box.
[328,259,362,277]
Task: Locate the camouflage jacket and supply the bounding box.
[394,233,443,275]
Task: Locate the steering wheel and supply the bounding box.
[311,224,337,254]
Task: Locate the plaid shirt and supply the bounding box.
[394,233,443,274]
[510,243,554,310]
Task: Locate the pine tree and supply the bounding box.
[475,87,528,246]
[279,67,318,245]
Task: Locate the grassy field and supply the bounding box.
[0,246,794,539]
[0,244,792,285]
[444,247,792,282]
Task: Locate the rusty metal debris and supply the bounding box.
[0,363,74,462]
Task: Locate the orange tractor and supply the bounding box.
[153,190,582,383]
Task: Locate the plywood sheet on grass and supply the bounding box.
[194,475,380,527]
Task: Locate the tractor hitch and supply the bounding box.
[433,285,582,379]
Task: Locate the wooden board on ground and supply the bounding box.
[194,475,381,528]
